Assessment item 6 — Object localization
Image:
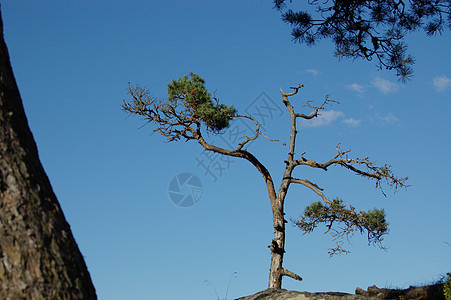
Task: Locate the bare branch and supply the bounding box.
[260,132,286,146]
[325,229,351,256]
[234,115,285,151]
[121,84,199,142]
[280,84,304,98]
[282,268,303,281]
[294,144,409,192]
[295,95,339,120]
[289,178,332,205]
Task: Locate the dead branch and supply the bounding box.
[282,268,303,281]
[280,83,338,120]
[280,84,304,98]
[325,229,350,256]
[234,115,285,151]
[294,144,409,192]
[289,178,332,205]
[122,84,199,142]
[295,95,339,120]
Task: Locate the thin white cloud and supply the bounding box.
[343,118,362,127]
[371,77,398,94]
[300,110,344,128]
[306,69,321,77]
[346,83,365,94]
[433,75,451,91]
[379,113,398,124]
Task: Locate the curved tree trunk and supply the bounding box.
[0,9,97,299]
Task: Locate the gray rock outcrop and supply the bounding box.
[235,283,446,300]
[235,289,379,300]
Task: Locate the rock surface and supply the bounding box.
[235,283,446,300]
[355,284,445,299]
[235,289,379,300]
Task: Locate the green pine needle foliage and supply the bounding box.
[296,198,389,254]
[445,272,451,300]
[167,73,236,132]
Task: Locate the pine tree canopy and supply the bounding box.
[167,73,236,132]
[274,0,451,79]
[122,73,237,142]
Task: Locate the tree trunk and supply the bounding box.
[267,165,302,288]
[0,10,97,299]
[268,202,285,289]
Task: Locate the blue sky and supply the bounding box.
[2,1,451,299]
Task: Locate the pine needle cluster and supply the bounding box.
[275,0,451,79]
[295,198,389,255]
[167,73,236,133]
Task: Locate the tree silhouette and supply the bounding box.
[123,73,408,289]
[274,0,451,79]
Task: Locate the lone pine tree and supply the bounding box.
[273,0,451,79]
[0,9,96,299]
[123,73,408,289]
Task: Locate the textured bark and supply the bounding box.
[0,9,97,299]
[268,204,285,289]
